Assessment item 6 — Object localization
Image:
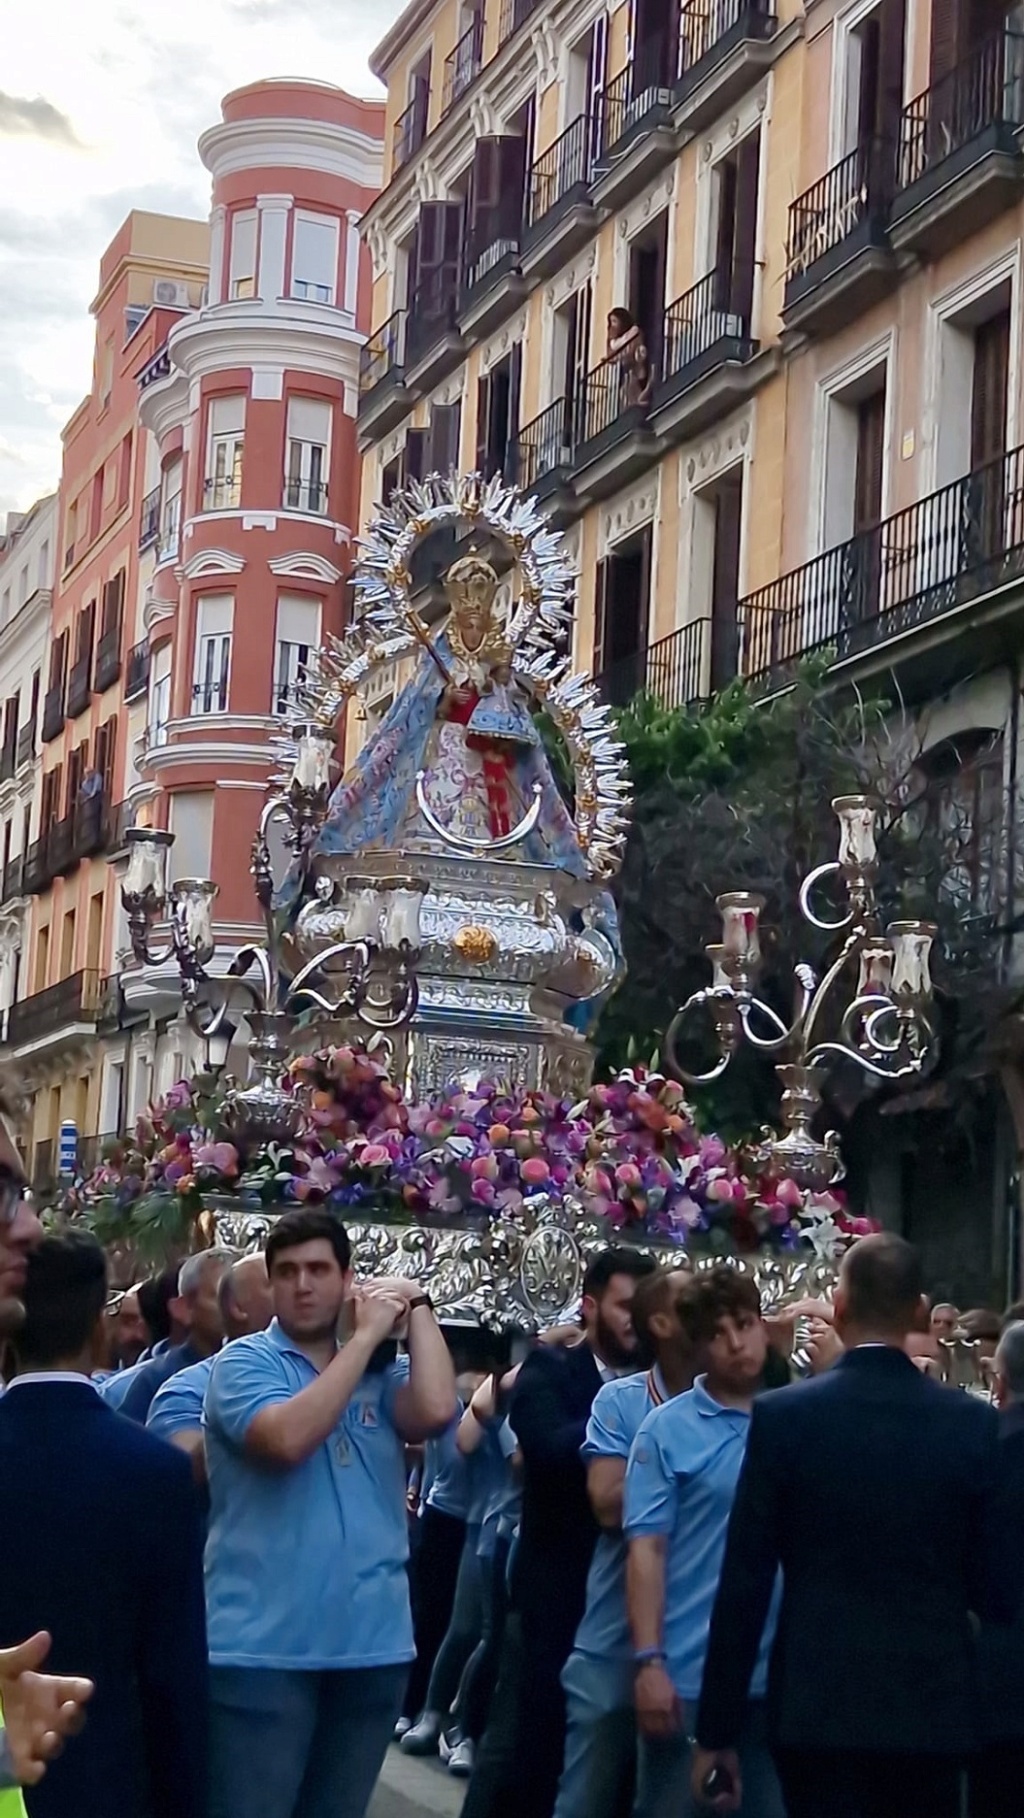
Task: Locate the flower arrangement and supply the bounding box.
[67,1047,877,1263]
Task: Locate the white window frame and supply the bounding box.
[192,595,233,716]
[205,397,245,512]
[159,459,183,560]
[229,209,258,301]
[811,332,895,556]
[273,595,322,714]
[148,643,172,747]
[291,211,340,306]
[284,398,331,515]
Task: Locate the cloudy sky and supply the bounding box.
[0,0,399,521]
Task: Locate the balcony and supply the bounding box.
[74,792,108,860]
[514,397,580,516]
[0,740,15,785]
[357,310,411,439]
[41,685,65,744]
[522,116,602,281]
[393,87,428,173]
[405,284,465,392]
[15,723,33,769]
[498,0,540,45]
[106,799,138,854]
[891,32,1024,259]
[284,478,328,514]
[50,814,77,877]
[460,236,526,340]
[7,968,101,1052]
[203,477,241,511]
[672,0,778,132]
[1,855,23,903]
[569,351,659,502]
[139,485,160,550]
[783,138,896,338]
[193,679,229,715]
[591,56,676,212]
[22,839,51,895]
[124,639,151,703]
[738,442,1024,698]
[651,271,762,443]
[66,654,92,719]
[137,343,171,391]
[96,624,123,694]
[594,617,717,711]
[442,14,483,115]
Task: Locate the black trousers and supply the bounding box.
[402,1505,466,1720]
[969,1740,1024,1818]
[460,1611,526,1818]
[459,1538,511,1743]
[774,1747,964,1818]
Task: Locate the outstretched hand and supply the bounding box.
[0,1632,93,1787]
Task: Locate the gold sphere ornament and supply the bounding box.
[453,924,498,964]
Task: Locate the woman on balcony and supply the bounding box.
[607,309,652,409]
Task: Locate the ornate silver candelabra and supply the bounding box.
[120,723,424,1140]
[665,794,938,1190]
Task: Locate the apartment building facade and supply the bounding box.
[357,0,1024,1294]
[0,494,56,1033]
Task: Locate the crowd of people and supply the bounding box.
[1,1098,1024,1818]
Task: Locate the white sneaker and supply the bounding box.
[400,1713,443,1756]
[446,1738,476,1778]
[393,1717,412,1743]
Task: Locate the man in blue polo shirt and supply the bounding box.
[553,1267,694,1818]
[625,1267,784,1818]
[203,1207,456,1818]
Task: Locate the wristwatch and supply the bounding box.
[408,1293,434,1314]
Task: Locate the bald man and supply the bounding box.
[147,1256,273,1482]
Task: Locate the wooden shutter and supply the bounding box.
[467,138,504,269]
[99,716,117,799]
[66,743,84,812]
[76,599,95,666]
[403,428,429,483]
[854,391,886,533]
[714,159,738,315]
[429,402,461,474]
[381,456,402,504]
[102,569,125,636]
[633,0,677,86]
[592,558,609,673]
[475,373,492,476]
[498,135,528,245]
[505,343,523,481]
[711,476,743,691]
[928,0,963,86]
[730,131,761,321]
[413,203,455,316]
[877,0,907,149]
[971,311,1010,470]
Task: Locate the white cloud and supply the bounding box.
[0,0,393,514]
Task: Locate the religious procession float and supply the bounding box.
[70,473,941,1329]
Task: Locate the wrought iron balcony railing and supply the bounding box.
[676,0,776,93]
[203,477,241,511]
[661,269,756,386]
[594,49,673,163]
[525,115,594,232]
[786,137,892,287]
[14,723,32,769]
[498,0,540,45]
[359,310,407,393]
[74,792,108,860]
[137,343,171,391]
[66,654,92,719]
[41,684,65,744]
[124,639,151,703]
[514,395,580,492]
[284,479,327,514]
[594,617,714,711]
[49,813,77,876]
[394,87,429,171]
[1,855,23,904]
[897,28,1024,192]
[738,441,1024,686]
[22,839,51,895]
[138,485,160,550]
[8,969,102,1049]
[576,349,649,451]
[406,281,460,366]
[442,14,484,114]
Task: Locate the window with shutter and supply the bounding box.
[429,402,462,474]
[632,0,678,88]
[206,397,245,510]
[971,309,1010,558]
[292,213,340,305]
[161,457,184,556]
[229,209,258,300]
[404,428,429,484]
[928,0,963,87]
[101,571,125,637]
[413,202,464,322]
[149,643,172,746]
[274,596,322,714]
[193,595,234,715]
[285,397,331,513]
[853,390,886,534]
[710,474,743,691]
[76,600,95,667]
[475,374,492,476]
[593,559,609,673]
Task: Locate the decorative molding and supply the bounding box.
[251,367,284,400]
[143,594,175,632]
[599,473,661,556]
[431,371,467,410]
[545,243,598,313]
[413,156,443,204]
[682,410,754,495]
[469,93,500,138]
[365,217,389,281]
[242,513,278,532]
[481,309,529,373]
[531,17,560,89]
[617,168,675,244]
[268,550,344,584]
[182,547,246,580]
[198,117,383,192]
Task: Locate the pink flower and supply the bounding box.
[470,1178,497,1206]
[359,1143,391,1168]
[614,1162,642,1189]
[841,1215,877,1237]
[194,1141,239,1177]
[699,1134,726,1168]
[731,1178,748,1203]
[471,1153,500,1181]
[774,1177,803,1209]
[584,1166,614,1198]
[521,1156,551,1185]
[706,1175,735,1204]
[425,1118,450,1139]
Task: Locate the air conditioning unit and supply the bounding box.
[153,279,190,309]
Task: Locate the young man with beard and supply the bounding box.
[203,1209,456,1818]
[0,1114,95,1807]
[625,1269,785,1818]
[505,1247,657,1818]
[553,1266,695,1818]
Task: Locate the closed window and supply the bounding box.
[274,595,321,714]
[160,457,183,557]
[205,396,245,510]
[149,643,171,746]
[292,213,339,305]
[193,594,233,714]
[284,397,331,513]
[229,209,258,300]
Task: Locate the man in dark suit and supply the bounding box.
[0,1231,208,1818]
[507,1247,656,1818]
[693,1233,1010,1818]
[971,1317,1024,1818]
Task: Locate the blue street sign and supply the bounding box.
[58,1120,78,1179]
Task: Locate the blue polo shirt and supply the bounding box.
[147,1356,214,1442]
[426,1422,470,1520]
[624,1378,781,1702]
[203,1318,414,1670]
[572,1370,665,1667]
